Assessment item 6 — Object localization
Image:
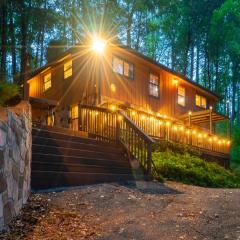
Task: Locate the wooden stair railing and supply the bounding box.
[78,105,155,176]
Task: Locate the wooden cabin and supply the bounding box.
[25,41,230,165]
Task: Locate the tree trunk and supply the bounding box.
[0,0,7,81]
[71,0,76,45]
[20,0,28,84]
[231,63,238,128]
[9,1,17,80]
[190,42,194,80]
[237,84,240,127]
[195,42,199,83]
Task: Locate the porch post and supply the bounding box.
[209,107,213,134]
[188,111,192,127]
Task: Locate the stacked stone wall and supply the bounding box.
[0,101,31,231]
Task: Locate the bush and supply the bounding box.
[0,82,20,106]
[230,127,240,171]
[152,150,240,188]
[152,141,200,157]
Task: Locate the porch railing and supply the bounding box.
[124,109,230,154]
[78,105,155,175]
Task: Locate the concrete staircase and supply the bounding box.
[31,127,134,190]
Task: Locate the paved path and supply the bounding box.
[1,181,240,240]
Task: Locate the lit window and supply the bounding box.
[113,57,123,75]
[149,73,159,98]
[43,73,51,91]
[177,86,185,106]
[113,56,134,79]
[195,94,207,108]
[64,60,72,79]
[47,114,54,126]
[71,105,78,119]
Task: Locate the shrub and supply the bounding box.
[230,127,240,171]
[0,82,20,106]
[152,150,240,188]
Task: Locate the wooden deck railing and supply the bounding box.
[124,109,230,154]
[78,105,155,175]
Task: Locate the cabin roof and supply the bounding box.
[27,44,220,100]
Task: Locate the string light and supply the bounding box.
[141,115,146,120]
[131,111,136,116]
[204,134,207,138]
[198,133,202,138]
[110,105,116,111]
[209,138,212,142]
[192,130,196,135]
[186,130,190,134]
[180,126,184,131]
[118,115,123,121]
[213,137,217,141]
[166,121,171,126]
[150,116,154,121]
[173,125,178,131]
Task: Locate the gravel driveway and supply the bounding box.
[1,181,240,240]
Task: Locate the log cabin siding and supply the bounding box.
[101,46,217,118]
[27,45,218,121]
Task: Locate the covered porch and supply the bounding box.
[178,108,230,137]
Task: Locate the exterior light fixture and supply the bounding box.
[110,105,116,111]
[92,37,106,54]
[173,79,178,85]
[188,111,192,116]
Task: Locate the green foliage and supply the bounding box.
[230,127,240,170]
[152,150,240,188]
[152,141,200,157]
[0,82,19,106]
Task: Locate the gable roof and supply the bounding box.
[27,43,220,100]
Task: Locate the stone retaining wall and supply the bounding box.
[0,101,32,231]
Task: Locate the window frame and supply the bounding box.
[64,59,73,79]
[43,72,52,92]
[149,72,160,98]
[195,94,207,109]
[177,85,186,107]
[112,55,134,80]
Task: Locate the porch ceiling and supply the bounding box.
[178,109,229,124]
[29,97,58,109]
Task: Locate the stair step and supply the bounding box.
[32,144,125,160]
[32,161,132,174]
[31,171,134,189]
[32,153,130,168]
[32,128,118,148]
[32,136,124,154]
